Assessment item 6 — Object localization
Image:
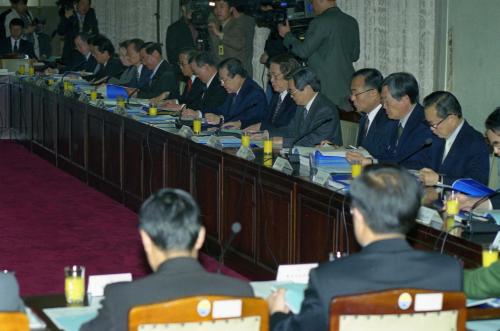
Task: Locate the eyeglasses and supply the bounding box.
[428,114,451,129]
[267,73,284,81]
[351,88,375,98]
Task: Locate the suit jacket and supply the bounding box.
[34,32,52,59]
[429,120,490,185]
[165,18,196,65]
[57,8,99,65]
[378,104,434,170]
[180,77,205,110]
[65,53,98,73]
[199,73,227,113]
[270,93,342,148]
[0,37,35,58]
[210,78,267,128]
[283,6,359,106]
[88,57,125,82]
[464,260,500,299]
[0,272,25,312]
[107,65,135,86]
[271,239,463,331]
[124,65,152,90]
[356,106,397,159]
[260,92,297,131]
[80,257,254,331]
[210,14,255,77]
[137,60,179,100]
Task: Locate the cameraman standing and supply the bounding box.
[278,0,359,109]
[165,0,196,66]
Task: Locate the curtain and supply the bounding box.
[92,0,177,54]
[337,0,436,99]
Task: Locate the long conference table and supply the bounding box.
[5,75,489,283]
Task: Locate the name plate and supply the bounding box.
[207,135,223,150]
[236,145,255,161]
[273,156,293,175]
[312,169,330,186]
[178,125,194,139]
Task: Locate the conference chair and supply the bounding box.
[0,312,29,331]
[329,288,466,331]
[129,295,269,331]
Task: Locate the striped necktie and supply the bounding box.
[271,95,284,124]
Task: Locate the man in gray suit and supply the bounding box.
[80,189,253,331]
[208,0,255,77]
[278,0,359,109]
[268,66,342,148]
[0,271,25,311]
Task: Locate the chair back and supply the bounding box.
[0,312,29,331]
[129,295,268,331]
[329,288,466,331]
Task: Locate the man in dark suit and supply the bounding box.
[165,0,196,66]
[278,0,359,108]
[57,0,99,65]
[268,165,463,331]
[350,68,396,159]
[182,51,228,118]
[64,32,97,72]
[268,66,342,148]
[419,91,489,186]
[205,57,267,129]
[245,54,299,132]
[80,188,253,331]
[86,36,124,84]
[347,72,435,170]
[134,42,178,100]
[123,38,151,89]
[0,18,35,58]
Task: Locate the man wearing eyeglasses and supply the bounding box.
[347,72,434,169]
[350,68,396,159]
[418,91,489,186]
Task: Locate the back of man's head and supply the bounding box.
[486,107,500,133]
[141,42,163,57]
[353,68,383,93]
[382,72,419,104]
[94,37,114,56]
[291,66,321,92]
[191,51,216,68]
[139,188,201,252]
[218,57,247,79]
[349,165,421,236]
[423,90,462,119]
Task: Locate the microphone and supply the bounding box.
[290,117,333,148]
[464,189,500,233]
[397,138,433,165]
[217,222,242,274]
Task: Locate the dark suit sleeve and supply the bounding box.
[138,70,178,99]
[442,138,490,185]
[240,90,268,129]
[271,269,326,331]
[79,284,119,331]
[283,18,325,60]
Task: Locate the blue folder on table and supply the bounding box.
[106,84,128,100]
[451,178,495,197]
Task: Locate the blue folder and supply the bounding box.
[106,84,128,100]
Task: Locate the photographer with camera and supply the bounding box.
[278,0,359,109]
[165,0,197,67]
[208,0,255,78]
[56,0,99,65]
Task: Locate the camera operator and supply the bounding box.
[165,0,196,67]
[278,0,359,109]
[208,0,255,78]
[258,4,287,68]
[57,0,99,66]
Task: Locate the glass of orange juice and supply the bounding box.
[64,265,85,305]
[351,160,362,178]
[482,245,499,268]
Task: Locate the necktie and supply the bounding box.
[363,116,370,137]
[13,40,18,53]
[271,96,284,124]
[186,79,193,93]
[303,107,308,121]
[396,122,403,146]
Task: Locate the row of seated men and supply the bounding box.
[51,32,491,189]
[2,163,500,331]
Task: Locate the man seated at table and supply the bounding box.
[179,51,228,118]
[131,42,178,100]
[350,68,396,159]
[265,66,342,148]
[0,18,35,58]
[244,54,300,133]
[0,271,24,311]
[80,188,253,331]
[86,36,124,84]
[347,72,434,169]
[419,91,489,186]
[66,33,98,73]
[204,57,267,129]
[268,165,463,331]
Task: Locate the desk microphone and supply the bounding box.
[397,138,433,165]
[464,189,500,233]
[217,222,242,274]
[290,117,333,149]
